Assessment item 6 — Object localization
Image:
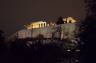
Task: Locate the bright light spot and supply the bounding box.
[75,59,79,62]
[67,49,71,52]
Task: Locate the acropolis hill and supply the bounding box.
[10,17,79,40]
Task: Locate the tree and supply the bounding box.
[56,16,64,25]
[0,30,5,43]
[79,0,96,63]
[36,34,44,39]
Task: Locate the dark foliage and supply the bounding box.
[80,0,96,63]
[0,30,5,42]
[0,38,79,63]
[56,16,64,25]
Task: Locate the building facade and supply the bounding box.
[26,21,47,29]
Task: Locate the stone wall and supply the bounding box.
[17,23,78,40]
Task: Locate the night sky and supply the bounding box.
[0,0,86,36]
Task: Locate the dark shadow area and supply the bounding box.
[79,0,96,63]
[0,34,79,63]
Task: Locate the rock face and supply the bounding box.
[16,23,78,40]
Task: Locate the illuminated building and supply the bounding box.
[26,21,47,29]
[63,17,76,23]
[25,17,76,30]
[10,17,78,40]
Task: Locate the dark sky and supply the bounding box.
[0,0,86,36]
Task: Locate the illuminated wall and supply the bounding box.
[17,23,78,40]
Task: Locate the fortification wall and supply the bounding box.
[17,23,78,40]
